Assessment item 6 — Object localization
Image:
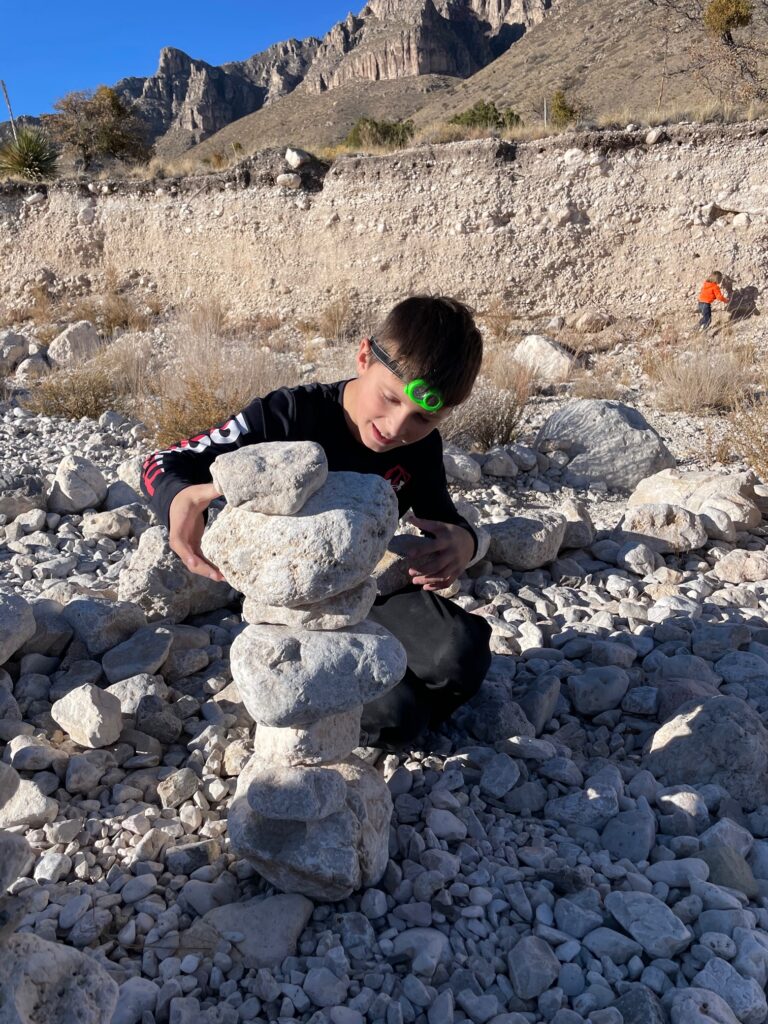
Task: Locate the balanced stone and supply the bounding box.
[230,621,406,727]
[229,755,392,900]
[211,441,328,513]
[202,472,398,606]
[242,577,377,631]
[245,760,348,821]
[254,710,363,766]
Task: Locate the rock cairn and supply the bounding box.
[200,441,408,899]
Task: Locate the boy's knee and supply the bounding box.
[434,612,492,693]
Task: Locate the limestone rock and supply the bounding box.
[118,525,233,621]
[536,400,675,491]
[210,441,328,513]
[605,891,692,957]
[245,760,348,821]
[0,830,32,891]
[487,511,566,570]
[670,987,741,1024]
[0,931,118,1022]
[254,710,363,766]
[48,455,108,514]
[229,755,392,900]
[61,597,146,656]
[559,498,595,549]
[51,683,123,748]
[230,621,406,727]
[616,503,708,553]
[203,472,398,606]
[46,320,101,367]
[0,470,47,521]
[202,894,314,968]
[645,696,768,810]
[101,626,173,683]
[243,576,377,631]
[507,934,561,998]
[628,468,761,530]
[512,334,574,381]
[0,593,36,666]
[0,329,28,374]
[714,550,768,585]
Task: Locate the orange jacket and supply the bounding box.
[699,281,727,304]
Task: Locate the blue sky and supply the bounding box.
[0,2,358,117]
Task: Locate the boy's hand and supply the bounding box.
[403,516,475,591]
[168,483,225,582]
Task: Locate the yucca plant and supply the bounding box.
[0,126,58,181]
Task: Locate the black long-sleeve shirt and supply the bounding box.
[140,380,476,550]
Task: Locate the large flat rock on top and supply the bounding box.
[211,441,328,513]
[536,399,675,491]
[202,471,398,606]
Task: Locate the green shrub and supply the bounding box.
[704,0,753,37]
[43,86,151,169]
[344,117,415,150]
[0,127,58,180]
[550,89,578,128]
[449,100,523,130]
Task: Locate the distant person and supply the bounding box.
[698,271,730,329]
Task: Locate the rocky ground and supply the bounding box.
[2,366,768,1024]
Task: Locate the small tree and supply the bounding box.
[44,86,151,168]
[449,100,523,130]
[344,117,415,150]
[703,0,753,43]
[0,126,58,180]
[550,89,578,127]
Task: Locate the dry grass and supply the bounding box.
[597,98,768,128]
[296,295,358,347]
[570,367,626,400]
[68,291,163,334]
[444,351,532,449]
[479,299,517,342]
[721,399,768,481]
[642,331,758,413]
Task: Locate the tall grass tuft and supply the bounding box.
[0,126,58,181]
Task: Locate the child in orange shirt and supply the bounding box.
[698,271,729,329]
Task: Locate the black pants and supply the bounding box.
[361,586,492,750]
[698,301,712,328]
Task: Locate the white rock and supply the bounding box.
[47,320,102,367]
[254,709,362,766]
[210,441,328,513]
[512,334,573,380]
[0,592,36,666]
[51,683,123,748]
[242,576,377,631]
[48,455,108,514]
[487,510,566,570]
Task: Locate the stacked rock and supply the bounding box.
[201,442,407,900]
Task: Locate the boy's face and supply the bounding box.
[347,338,449,452]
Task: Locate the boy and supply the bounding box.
[141,295,492,750]
[698,271,730,329]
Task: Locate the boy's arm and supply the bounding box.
[140,389,299,576]
[405,432,479,589]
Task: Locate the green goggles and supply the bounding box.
[369,337,445,412]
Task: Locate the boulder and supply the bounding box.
[487,511,566,570]
[230,621,406,727]
[616,503,708,553]
[0,931,118,1023]
[0,830,32,890]
[645,696,768,810]
[202,473,398,606]
[46,320,101,367]
[604,891,692,957]
[229,755,392,900]
[511,334,574,381]
[253,710,363,766]
[0,593,36,666]
[118,525,233,621]
[210,441,328,513]
[245,760,348,821]
[0,330,28,374]
[536,400,675,491]
[628,468,761,529]
[714,550,768,585]
[48,455,107,514]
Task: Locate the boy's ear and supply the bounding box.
[356,337,373,372]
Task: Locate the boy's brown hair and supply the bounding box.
[376,295,483,407]
[707,271,723,284]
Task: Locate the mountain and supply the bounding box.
[113,0,552,155]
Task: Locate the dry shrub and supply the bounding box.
[69,292,158,333]
[7,284,56,326]
[480,299,516,342]
[444,354,532,449]
[644,335,756,413]
[303,295,358,347]
[570,367,625,400]
[723,399,768,480]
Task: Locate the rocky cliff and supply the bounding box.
[113,0,552,153]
